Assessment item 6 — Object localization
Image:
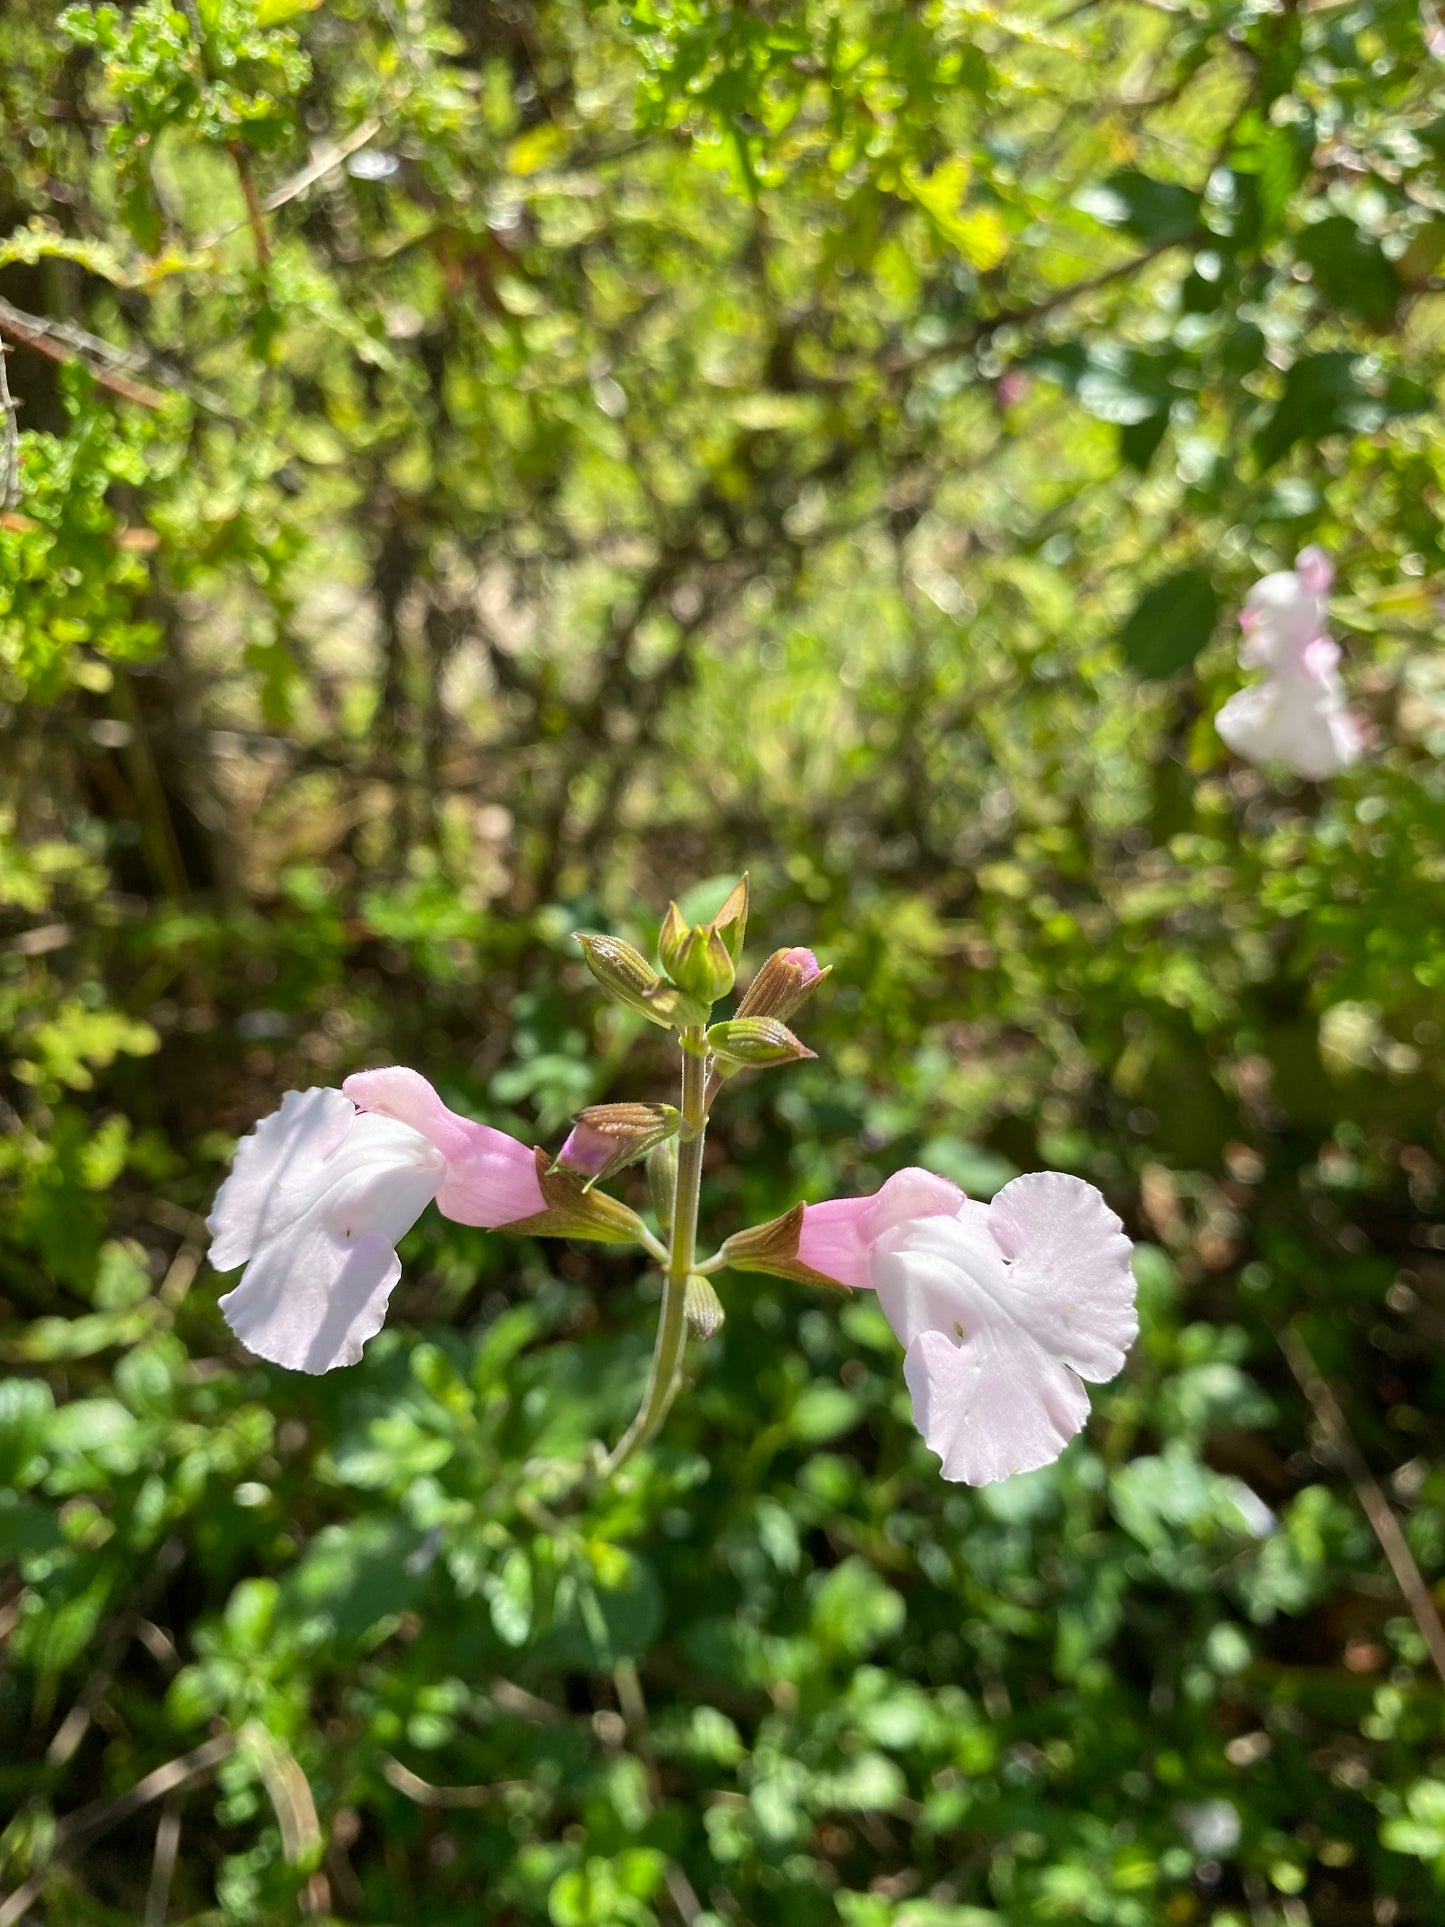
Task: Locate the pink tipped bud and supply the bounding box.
[551,1102,681,1189]
[555,1121,615,1181]
[735,946,830,1027]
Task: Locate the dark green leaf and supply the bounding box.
[1119,568,1219,678]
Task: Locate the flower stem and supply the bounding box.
[601,1026,708,1476]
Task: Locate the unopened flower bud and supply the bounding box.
[647,1138,678,1227]
[553,1102,681,1190]
[684,1273,725,1340]
[657,900,688,969]
[708,874,750,966]
[735,946,830,1026]
[660,904,736,1003]
[507,1148,654,1246]
[575,932,680,1029]
[706,1016,815,1070]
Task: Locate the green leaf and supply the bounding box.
[1119,568,1219,679]
[1118,410,1170,474]
[1074,170,1200,242]
[1295,216,1400,324]
[1253,351,1427,470]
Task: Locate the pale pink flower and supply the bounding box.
[1237,546,1333,672]
[801,1168,1137,1484]
[1219,547,1363,779]
[209,1070,544,1373]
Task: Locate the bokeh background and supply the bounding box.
[3,2,1445,1922]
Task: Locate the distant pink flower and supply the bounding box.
[1219,547,1363,780]
[1237,545,1333,672]
[209,1069,543,1373]
[802,1169,1137,1484]
[996,369,1030,409]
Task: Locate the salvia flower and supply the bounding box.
[210,1069,570,1372]
[1216,546,1363,780]
[730,1166,1137,1484]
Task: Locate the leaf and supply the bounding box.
[1295,216,1400,324]
[789,1382,859,1444]
[1119,568,1219,679]
[1118,409,1170,474]
[1253,352,1428,470]
[256,0,323,20]
[1074,170,1200,242]
[506,125,569,177]
[902,159,1010,269]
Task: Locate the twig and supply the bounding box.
[229,142,272,268]
[243,1723,329,1915]
[489,1677,566,1726]
[0,335,19,510]
[0,303,165,410]
[665,1862,702,1925]
[0,1733,240,1927]
[143,1795,182,1927]
[265,120,384,215]
[885,232,1196,378]
[1279,1323,1445,1690]
[379,1754,523,1808]
[45,1540,184,1769]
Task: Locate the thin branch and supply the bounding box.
[0,297,232,417]
[0,302,165,410]
[379,1754,523,1808]
[0,1733,240,1927]
[885,232,1197,378]
[265,119,385,216]
[0,337,18,510]
[143,1796,182,1927]
[228,142,272,268]
[1279,1323,1445,1691]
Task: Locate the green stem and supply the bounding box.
[601,1027,708,1476]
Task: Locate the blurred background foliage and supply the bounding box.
[2,0,1445,1920]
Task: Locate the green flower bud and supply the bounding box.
[705,1016,815,1069]
[684,1273,725,1340]
[709,873,750,966]
[575,932,680,1028]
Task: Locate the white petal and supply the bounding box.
[904,1325,1089,1485]
[870,1201,998,1347]
[986,1170,1138,1383]
[871,1172,1136,1485]
[215,1108,444,1372]
[207,1087,354,1272]
[1218,678,1361,780]
[1241,569,1326,663]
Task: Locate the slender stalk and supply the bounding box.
[601,1028,708,1474]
